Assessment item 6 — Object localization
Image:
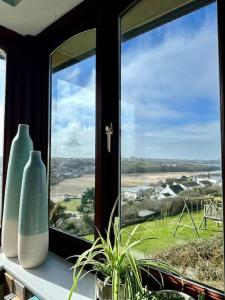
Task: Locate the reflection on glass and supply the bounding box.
[121,3,224,290]
[50,31,96,241]
[0,51,6,221]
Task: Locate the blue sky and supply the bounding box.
[51,2,220,160]
[122,2,221,160]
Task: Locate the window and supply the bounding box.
[49,30,96,242]
[121,0,223,291]
[0,49,6,220]
[45,0,225,295]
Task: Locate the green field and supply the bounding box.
[122,211,222,254]
[84,210,222,254]
[61,198,81,211]
[85,234,94,241]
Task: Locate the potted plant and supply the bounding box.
[134,287,202,300]
[134,290,194,300]
[68,200,193,300]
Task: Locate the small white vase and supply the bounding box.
[1,124,33,257]
[18,151,48,268]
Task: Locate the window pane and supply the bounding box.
[50,30,96,241]
[121,2,224,290]
[0,50,6,222]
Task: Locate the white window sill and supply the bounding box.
[0,249,95,300]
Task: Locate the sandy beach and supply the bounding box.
[50,171,200,201]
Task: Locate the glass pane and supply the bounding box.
[50,30,96,241]
[0,51,6,221]
[121,2,224,290]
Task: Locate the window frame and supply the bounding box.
[118,0,225,297]
[47,0,121,257]
[48,29,97,256]
[46,0,225,296]
[0,0,224,298]
[46,11,98,259]
[46,1,225,297]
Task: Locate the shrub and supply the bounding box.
[152,234,223,290]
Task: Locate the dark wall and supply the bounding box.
[0,26,24,204]
[0,0,97,208]
[0,34,50,206]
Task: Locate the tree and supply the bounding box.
[49,201,67,227]
[82,214,94,232]
[77,187,95,214]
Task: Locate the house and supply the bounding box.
[198,180,213,187]
[121,186,151,201]
[158,184,184,200]
[62,194,74,201]
[180,181,199,190]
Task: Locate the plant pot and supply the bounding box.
[155,290,194,300]
[95,277,124,300]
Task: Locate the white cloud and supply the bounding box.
[51,6,221,160]
[121,120,221,160]
[121,8,221,159]
[121,13,220,113]
[64,65,81,81]
[52,120,95,158]
[51,70,95,158]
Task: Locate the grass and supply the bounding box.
[121,210,222,255]
[85,234,94,241]
[83,210,223,252]
[83,210,224,290]
[60,198,81,211]
[122,209,223,290]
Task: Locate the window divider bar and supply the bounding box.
[217,0,225,289]
[95,0,120,239]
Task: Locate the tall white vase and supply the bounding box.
[1,124,33,257]
[18,151,49,268]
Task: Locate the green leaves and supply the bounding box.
[69,197,181,300]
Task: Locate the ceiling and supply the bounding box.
[0,0,84,36]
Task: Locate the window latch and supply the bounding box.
[105,123,113,153]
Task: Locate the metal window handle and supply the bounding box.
[105,123,113,153]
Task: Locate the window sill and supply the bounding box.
[0,248,95,300]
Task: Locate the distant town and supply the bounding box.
[50,157,220,186]
[50,157,222,229]
[1,156,222,234]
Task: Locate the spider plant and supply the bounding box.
[68,198,180,300]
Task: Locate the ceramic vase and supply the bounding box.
[18,150,49,268]
[1,124,33,257]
